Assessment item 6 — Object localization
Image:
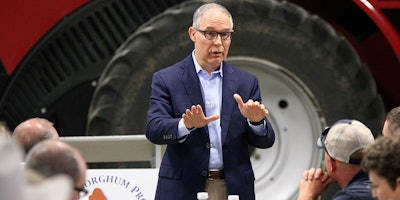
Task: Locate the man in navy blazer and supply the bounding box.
[146,3,275,200]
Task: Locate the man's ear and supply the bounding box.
[331,158,337,171]
[326,156,337,172]
[188,27,196,42]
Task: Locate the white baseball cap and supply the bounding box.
[316,119,374,164]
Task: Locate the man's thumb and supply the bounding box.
[233,94,244,108]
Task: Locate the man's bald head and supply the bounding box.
[12,118,59,155]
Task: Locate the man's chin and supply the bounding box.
[208,57,224,64]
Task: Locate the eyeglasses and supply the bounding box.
[74,186,89,197]
[195,28,233,40]
[319,128,329,145]
[319,127,342,161]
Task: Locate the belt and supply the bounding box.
[208,170,225,180]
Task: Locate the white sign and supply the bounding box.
[81,168,158,200]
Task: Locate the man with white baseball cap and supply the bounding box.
[297,119,375,200]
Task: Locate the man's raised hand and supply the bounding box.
[182,105,220,129]
[233,93,269,123]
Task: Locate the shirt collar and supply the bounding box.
[192,50,223,77]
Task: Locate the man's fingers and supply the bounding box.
[206,114,220,122]
[303,170,309,180]
[196,105,203,114]
[260,104,269,115]
[233,94,244,108]
[191,105,198,113]
[184,105,219,128]
[253,101,260,106]
[314,168,324,179]
[308,168,316,180]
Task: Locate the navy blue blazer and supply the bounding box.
[146,54,275,200]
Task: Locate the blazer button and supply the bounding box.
[206,143,212,149]
[201,170,208,177]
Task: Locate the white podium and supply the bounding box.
[82,168,158,200]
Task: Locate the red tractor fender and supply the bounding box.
[354,0,400,63]
[0,0,89,74]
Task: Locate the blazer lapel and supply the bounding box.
[221,63,237,144]
[181,56,204,107]
[180,55,210,138]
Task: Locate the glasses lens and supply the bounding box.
[205,31,218,40]
[321,128,328,143]
[316,127,329,149]
[74,186,88,197]
[220,32,231,40]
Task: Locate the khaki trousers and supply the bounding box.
[205,179,227,200]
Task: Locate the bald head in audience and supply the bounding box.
[12,118,59,155]
[25,140,87,200]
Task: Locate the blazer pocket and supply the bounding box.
[159,165,183,180]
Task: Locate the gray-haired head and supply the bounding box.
[192,3,233,30]
[25,140,86,187]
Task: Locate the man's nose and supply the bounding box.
[213,34,222,44]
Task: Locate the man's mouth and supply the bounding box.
[211,51,222,56]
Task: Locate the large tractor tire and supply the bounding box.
[87,0,385,199]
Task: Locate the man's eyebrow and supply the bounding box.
[203,28,233,32]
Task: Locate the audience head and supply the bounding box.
[317,119,375,166]
[382,106,400,137]
[12,118,59,155]
[0,138,72,200]
[0,138,25,200]
[0,121,11,140]
[362,136,400,200]
[25,140,87,200]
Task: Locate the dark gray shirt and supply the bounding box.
[333,170,375,200]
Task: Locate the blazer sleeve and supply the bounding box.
[146,71,182,145]
[233,69,275,149]
[249,85,275,148]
